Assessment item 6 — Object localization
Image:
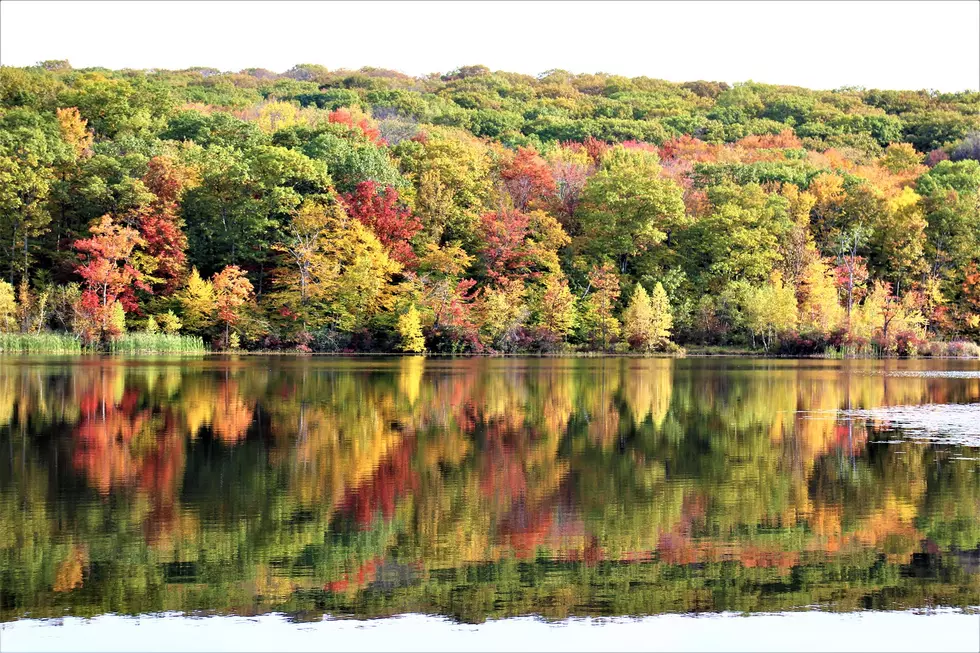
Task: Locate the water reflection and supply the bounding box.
[0,357,978,623]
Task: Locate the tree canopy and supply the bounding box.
[0,61,978,352]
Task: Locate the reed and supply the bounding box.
[108,333,207,354]
[0,332,83,354]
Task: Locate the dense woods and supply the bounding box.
[0,60,978,353]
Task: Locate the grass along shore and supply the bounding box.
[1,332,206,355]
[1,333,978,358]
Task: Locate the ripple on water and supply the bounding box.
[852,369,980,379]
[841,403,980,447]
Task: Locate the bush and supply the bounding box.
[508,326,566,354]
[921,340,980,358]
[891,330,926,357]
[426,324,482,354]
[775,331,830,356]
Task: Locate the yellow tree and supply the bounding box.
[798,257,843,335]
[533,275,577,340]
[273,200,401,335]
[743,273,798,350]
[623,282,674,352]
[0,280,15,332]
[648,282,674,347]
[477,278,528,350]
[397,305,426,353]
[56,107,93,159]
[178,267,217,332]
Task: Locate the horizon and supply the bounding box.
[1,1,978,93]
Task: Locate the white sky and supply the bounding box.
[1,1,978,92]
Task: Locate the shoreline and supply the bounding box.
[2,349,979,360]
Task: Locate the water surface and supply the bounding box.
[1,357,978,649]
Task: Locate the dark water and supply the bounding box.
[1,356,978,649]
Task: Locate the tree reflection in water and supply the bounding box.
[0,357,978,623]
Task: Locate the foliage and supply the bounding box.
[622,283,673,352]
[0,62,975,353]
[73,215,147,344]
[0,281,15,332]
[397,305,426,353]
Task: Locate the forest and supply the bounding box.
[0,61,978,354]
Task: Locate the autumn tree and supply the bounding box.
[836,227,870,334]
[397,305,426,353]
[56,107,92,159]
[532,275,578,340]
[476,278,528,350]
[0,280,15,332]
[134,156,191,293]
[500,147,556,212]
[342,181,421,268]
[212,265,253,348]
[412,242,480,351]
[394,128,494,247]
[479,209,532,283]
[623,282,673,352]
[73,215,147,343]
[580,263,621,350]
[742,273,798,351]
[272,200,401,337]
[547,146,591,230]
[178,267,217,332]
[869,187,927,291]
[798,257,843,334]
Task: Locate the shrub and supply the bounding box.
[922,340,980,358]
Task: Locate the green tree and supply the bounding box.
[576,146,685,275]
[680,183,791,292]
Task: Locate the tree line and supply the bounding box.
[0,61,978,353]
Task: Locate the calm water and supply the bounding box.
[1,356,978,650]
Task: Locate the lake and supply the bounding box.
[1,356,978,651]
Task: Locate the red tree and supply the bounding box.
[342,181,422,268]
[74,216,148,342]
[582,136,609,165]
[137,156,189,293]
[479,209,532,283]
[500,147,556,211]
[328,108,382,144]
[549,159,589,222]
